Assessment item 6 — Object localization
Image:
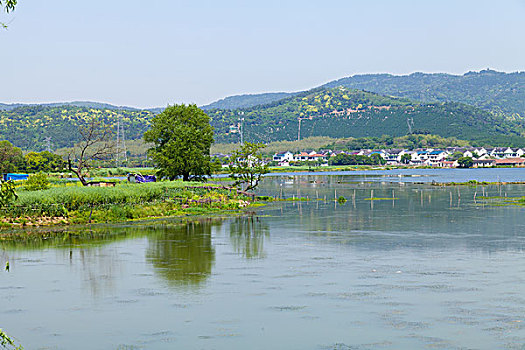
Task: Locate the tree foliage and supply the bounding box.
[0,0,17,29]
[229,142,269,191]
[0,140,24,173]
[25,151,65,173]
[447,151,464,161]
[457,157,474,168]
[24,172,50,191]
[0,179,17,208]
[400,153,412,164]
[144,104,214,181]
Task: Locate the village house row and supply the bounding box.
[270,147,525,167]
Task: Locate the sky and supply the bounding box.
[1,0,524,108]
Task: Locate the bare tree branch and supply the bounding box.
[68,119,115,186]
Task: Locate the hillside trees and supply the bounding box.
[144,104,214,181]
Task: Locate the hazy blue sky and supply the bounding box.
[1,0,524,108]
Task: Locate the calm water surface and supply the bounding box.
[2,169,525,349]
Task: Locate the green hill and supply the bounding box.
[324,69,525,117]
[207,87,525,146]
[2,85,525,152]
[0,101,140,111]
[199,70,525,116]
[0,105,154,151]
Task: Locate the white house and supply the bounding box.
[491,147,511,159]
[384,149,406,164]
[427,150,448,165]
[273,151,294,163]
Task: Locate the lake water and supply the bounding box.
[2,168,525,349]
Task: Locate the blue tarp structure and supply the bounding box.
[3,173,29,181]
[127,174,156,183]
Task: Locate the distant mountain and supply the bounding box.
[0,105,154,151]
[0,101,139,111]
[3,70,525,151]
[323,69,525,117]
[200,70,525,116]
[201,92,294,110]
[207,86,525,146]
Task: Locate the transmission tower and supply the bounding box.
[407,117,414,134]
[115,116,128,167]
[44,137,52,152]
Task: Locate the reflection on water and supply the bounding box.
[146,220,218,288]
[3,171,525,349]
[229,216,269,259]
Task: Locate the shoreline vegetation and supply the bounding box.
[4,174,525,233]
[0,181,262,230]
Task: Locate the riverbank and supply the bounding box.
[0,181,259,229]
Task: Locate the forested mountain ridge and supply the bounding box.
[0,105,154,151]
[0,101,140,111]
[207,86,525,146]
[198,70,525,115]
[2,84,525,152]
[324,69,525,117]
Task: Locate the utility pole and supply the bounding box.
[239,114,245,145]
[298,118,302,141]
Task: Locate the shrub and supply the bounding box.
[24,172,50,191]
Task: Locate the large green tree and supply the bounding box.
[25,151,65,173]
[144,104,214,181]
[0,140,25,174]
[457,156,474,168]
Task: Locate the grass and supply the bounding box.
[1,181,255,227]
